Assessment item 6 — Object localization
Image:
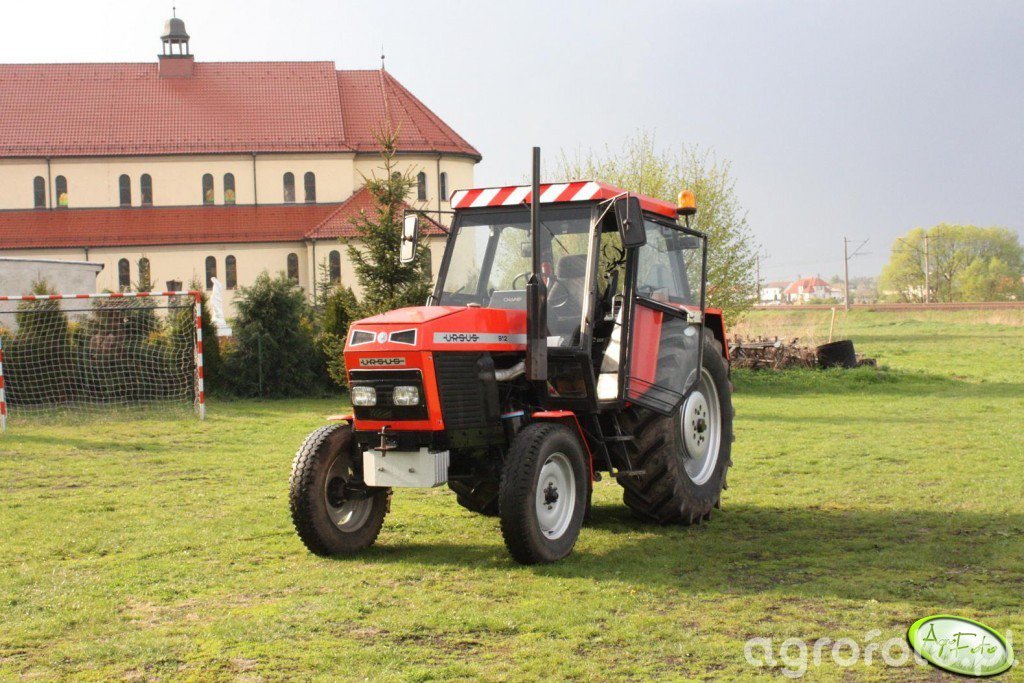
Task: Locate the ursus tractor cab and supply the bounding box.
[289,149,734,564]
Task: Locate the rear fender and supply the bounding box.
[530,411,595,480]
[703,309,729,362]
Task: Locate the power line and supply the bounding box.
[843,237,869,311]
[893,235,935,302]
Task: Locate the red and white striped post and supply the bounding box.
[193,291,206,420]
[0,335,7,433]
[0,290,207,424]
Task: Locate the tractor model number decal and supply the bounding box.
[359,357,406,367]
[433,333,528,345]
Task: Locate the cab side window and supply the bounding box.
[635,220,698,305]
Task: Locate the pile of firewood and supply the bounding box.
[728,336,819,370]
[727,336,877,370]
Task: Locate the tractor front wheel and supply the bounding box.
[499,423,588,564]
[289,424,390,556]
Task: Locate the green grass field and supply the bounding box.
[2,310,1022,681]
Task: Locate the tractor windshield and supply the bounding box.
[437,206,593,345]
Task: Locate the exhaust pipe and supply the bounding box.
[495,361,526,382]
[526,146,548,382]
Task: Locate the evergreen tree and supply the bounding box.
[10,279,72,405]
[315,127,434,389]
[343,127,433,317]
[222,272,328,397]
[315,282,360,388]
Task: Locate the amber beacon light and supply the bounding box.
[676,189,697,216]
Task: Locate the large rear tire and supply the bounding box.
[289,424,390,556]
[499,423,588,564]
[617,333,734,524]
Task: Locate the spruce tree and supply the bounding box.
[343,127,433,317]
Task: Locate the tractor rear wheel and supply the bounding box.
[499,423,588,564]
[617,333,734,524]
[289,424,390,556]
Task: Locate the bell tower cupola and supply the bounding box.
[158,10,194,78]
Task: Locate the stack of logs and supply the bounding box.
[728,337,818,370]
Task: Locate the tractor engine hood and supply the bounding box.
[345,306,527,354]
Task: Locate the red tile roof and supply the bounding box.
[0,204,341,249]
[337,70,479,159]
[306,188,446,240]
[783,276,831,295]
[0,63,479,159]
[0,193,447,249]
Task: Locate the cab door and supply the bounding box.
[623,218,707,415]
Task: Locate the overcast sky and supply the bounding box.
[4,0,1022,280]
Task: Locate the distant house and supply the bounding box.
[783,276,832,303]
[759,280,790,303]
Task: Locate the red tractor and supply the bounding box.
[289,150,734,564]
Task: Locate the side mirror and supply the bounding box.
[400,212,420,263]
[614,196,646,248]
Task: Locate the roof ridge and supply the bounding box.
[0,60,340,67]
[305,185,445,240]
[0,63,477,160]
[378,68,392,134]
[306,187,372,238]
[382,70,475,155]
[334,72,347,149]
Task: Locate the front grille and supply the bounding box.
[434,353,489,430]
[349,369,427,421]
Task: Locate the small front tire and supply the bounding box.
[289,424,390,556]
[499,423,588,564]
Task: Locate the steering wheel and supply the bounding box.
[510,271,530,290]
[547,276,571,309]
[509,270,569,307]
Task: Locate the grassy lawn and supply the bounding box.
[2,309,1022,680]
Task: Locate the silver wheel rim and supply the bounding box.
[324,456,373,532]
[680,368,721,486]
[535,452,576,540]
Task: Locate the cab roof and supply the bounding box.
[448,181,678,219]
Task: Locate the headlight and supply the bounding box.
[392,385,420,406]
[351,386,377,406]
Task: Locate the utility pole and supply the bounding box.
[896,234,937,303]
[755,254,761,303]
[923,233,930,304]
[843,238,850,311]
[843,237,870,311]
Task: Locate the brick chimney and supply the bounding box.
[160,55,194,78]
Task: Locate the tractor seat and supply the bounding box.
[546,254,588,342]
[555,254,588,305]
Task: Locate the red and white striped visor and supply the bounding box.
[449,181,677,218]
